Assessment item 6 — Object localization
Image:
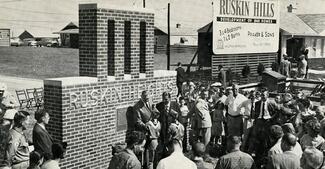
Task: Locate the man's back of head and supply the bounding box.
[226,135,241,152]
[281,133,297,152]
[193,142,206,158]
[270,125,284,142]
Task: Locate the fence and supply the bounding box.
[155,45,197,54]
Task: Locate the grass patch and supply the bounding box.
[0,47,196,79]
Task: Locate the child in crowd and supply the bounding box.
[168,110,184,143]
[179,97,190,151]
[28,151,43,169]
[146,112,161,168]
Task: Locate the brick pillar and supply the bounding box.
[79,4,155,81]
[44,83,63,143]
[79,5,97,77]
[146,19,155,77]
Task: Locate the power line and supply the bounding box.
[0,6,75,15]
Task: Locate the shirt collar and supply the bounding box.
[37,123,46,130]
[193,156,204,161]
[13,127,24,135]
[125,148,137,157]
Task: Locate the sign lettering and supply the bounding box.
[213,0,280,54]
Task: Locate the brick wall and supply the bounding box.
[44,75,176,169]
[44,4,177,169]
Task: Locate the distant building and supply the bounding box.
[54,22,79,48]
[154,25,197,54]
[0,29,10,46]
[154,26,168,53]
[18,30,34,40]
[296,14,325,58]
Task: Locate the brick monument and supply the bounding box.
[44,3,177,169]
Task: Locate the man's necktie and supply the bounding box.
[250,102,254,119]
[261,101,265,119]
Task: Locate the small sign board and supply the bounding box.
[116,106,129,131]
[213,0,280,54]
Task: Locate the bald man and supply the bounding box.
[267,133,300,169]
[225,84,247,137]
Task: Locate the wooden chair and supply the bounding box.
[26,88,36,107]
[15,90,32,108]
[33,87,44,109]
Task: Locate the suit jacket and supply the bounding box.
[175,67,186,83]
[133,99,155,132]
[195,98,212,128]
[156,101,180,144]
[218,69,227,88]
[33,124,53,160]
[254,99,279,120]
[266,151,300,169]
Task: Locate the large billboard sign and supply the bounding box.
[213,0,280,54]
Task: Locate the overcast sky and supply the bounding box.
[0,0,324,37]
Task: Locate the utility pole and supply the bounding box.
[167,3,170,70]
[143,0,145,8]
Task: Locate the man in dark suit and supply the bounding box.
[33,109,53,161]
[156,92,180,147]
[175,62,186,97]
[133,90,158,169]
[218,65,227,88]
[252,89,280,165]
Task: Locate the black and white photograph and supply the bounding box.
[1,0,325,168]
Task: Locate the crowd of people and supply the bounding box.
[111,76,325,169]
[0,83,67,169]
[0,52,317,169]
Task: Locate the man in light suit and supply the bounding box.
[195,89,212,146]
[33,109,53,161]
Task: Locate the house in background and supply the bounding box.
[18,30,34,40]
[296,14,325,58]
[280,12,320,61]
[154,24,198,54]
[0,29,10,46]
[54,22,79,48]
[154,26,168,53]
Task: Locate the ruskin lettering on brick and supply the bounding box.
[68,82,176,110]
[100,88,111,105]
[69,92,78,110]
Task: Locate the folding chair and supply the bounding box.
[33,87,44,109]
[26,88,36,107]
[15,90,31,108]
